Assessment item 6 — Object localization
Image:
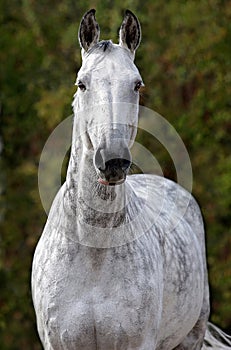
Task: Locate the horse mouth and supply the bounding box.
[98,177,126,186]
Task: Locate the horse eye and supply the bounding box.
[77,81,86,91]
[134,81,143,92]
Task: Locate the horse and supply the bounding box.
[32,9,231,349]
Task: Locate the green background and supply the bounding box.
[0,0,230,348]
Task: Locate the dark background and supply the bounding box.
[0,0,230,348]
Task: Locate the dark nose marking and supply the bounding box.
[103,158,131,174]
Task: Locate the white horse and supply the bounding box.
[32,9,231,350]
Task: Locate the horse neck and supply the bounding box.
[65,119,127,230]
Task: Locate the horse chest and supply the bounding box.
[35,236,162,349]
[52,291,156,350]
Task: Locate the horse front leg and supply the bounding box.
[173,287,210,350]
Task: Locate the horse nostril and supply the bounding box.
[122,149,132,170]
[121,159,131,171]
[94,148,106,172]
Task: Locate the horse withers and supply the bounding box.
[32,9,231,350]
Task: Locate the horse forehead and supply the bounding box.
[79,46,140,80]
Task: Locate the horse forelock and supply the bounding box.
[86,40,113,56]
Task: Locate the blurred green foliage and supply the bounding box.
[0,0,230,348]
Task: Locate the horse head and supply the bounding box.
[73,9,143,186]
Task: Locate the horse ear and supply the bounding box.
[119,10,141,54]
[78,9,100,52]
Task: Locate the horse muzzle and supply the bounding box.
[95,151,132,186]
